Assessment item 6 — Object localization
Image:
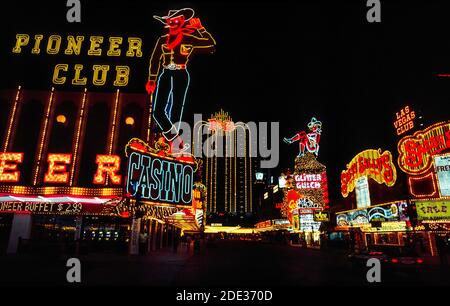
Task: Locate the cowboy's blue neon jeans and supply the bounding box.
[152,68,190,133]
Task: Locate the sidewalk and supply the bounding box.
[0,248,194,286]
[296,246,450,267]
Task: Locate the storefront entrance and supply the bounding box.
[0,214,13,254]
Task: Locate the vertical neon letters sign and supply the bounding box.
[44,153,72,183]
[93,155,122,185]
[146,8,216,141]
[127,151,193,205]
[0,153,24,182]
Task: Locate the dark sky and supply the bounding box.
[1,0,450,204]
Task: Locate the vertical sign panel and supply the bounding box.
[434,155,450,197]
[356,176,371,208]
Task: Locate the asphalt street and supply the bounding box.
[0,240,449,286]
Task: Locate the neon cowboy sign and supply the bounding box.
[146,8,216,142]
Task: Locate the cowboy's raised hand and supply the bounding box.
[188,18,203,29]
[145,80,156,95]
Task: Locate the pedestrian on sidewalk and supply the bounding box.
[139,231,148,255]
[194,236,200,254]
[436,235,448,266]
[173,233,180,253]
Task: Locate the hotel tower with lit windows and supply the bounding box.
[203,110,256,218]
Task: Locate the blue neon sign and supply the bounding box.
[126,151,193,205]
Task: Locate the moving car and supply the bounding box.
[348,245,425,269]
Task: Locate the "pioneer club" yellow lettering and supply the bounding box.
[12,34,142,86]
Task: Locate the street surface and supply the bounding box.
[1,240,449,286]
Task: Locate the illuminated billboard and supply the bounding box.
[126,150,194,206]
[397,121,450,175]
[12,33,139,87]
[0,152,121,185]
[355,176,371,208]
[341,149,397,198]
[416,200,450,221]
[299,214,321,231]
[393,105,416,136]
[147,8,216,141]
[336,201,409,227]
[295,173,324,189]
[434,155,450,197]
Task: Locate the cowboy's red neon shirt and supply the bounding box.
[148,28,216,81]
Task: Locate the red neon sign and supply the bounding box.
[394,106,416,136]
[408,172,439,198]
[397,121,450,175]
[295,173,324,189]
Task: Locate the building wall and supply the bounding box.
[0,88,149,188]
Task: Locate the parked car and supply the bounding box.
[348,245,425,269]
[373,245,425,268]
[348,249,389,268]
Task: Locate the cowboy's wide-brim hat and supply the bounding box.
[307,117,322,129]
[153,8,195,24]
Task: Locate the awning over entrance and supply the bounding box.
[204,225,255,234]
[165,210,200,232]
[0,195,115,204]
[0,195,120,215]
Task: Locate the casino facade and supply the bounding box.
[0,86,199,255]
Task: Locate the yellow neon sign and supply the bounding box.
[11,33,139,87]
[341,149,397,198]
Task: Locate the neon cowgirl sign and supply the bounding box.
[284,118,322,157]
[397,121,450,175]
[126,151,193,205]
[341,149,397,198]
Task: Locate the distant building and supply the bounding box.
[203,110,255,214]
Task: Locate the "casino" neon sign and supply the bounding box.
[126,151,194,206]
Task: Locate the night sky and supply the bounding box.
[1,0,450,204]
